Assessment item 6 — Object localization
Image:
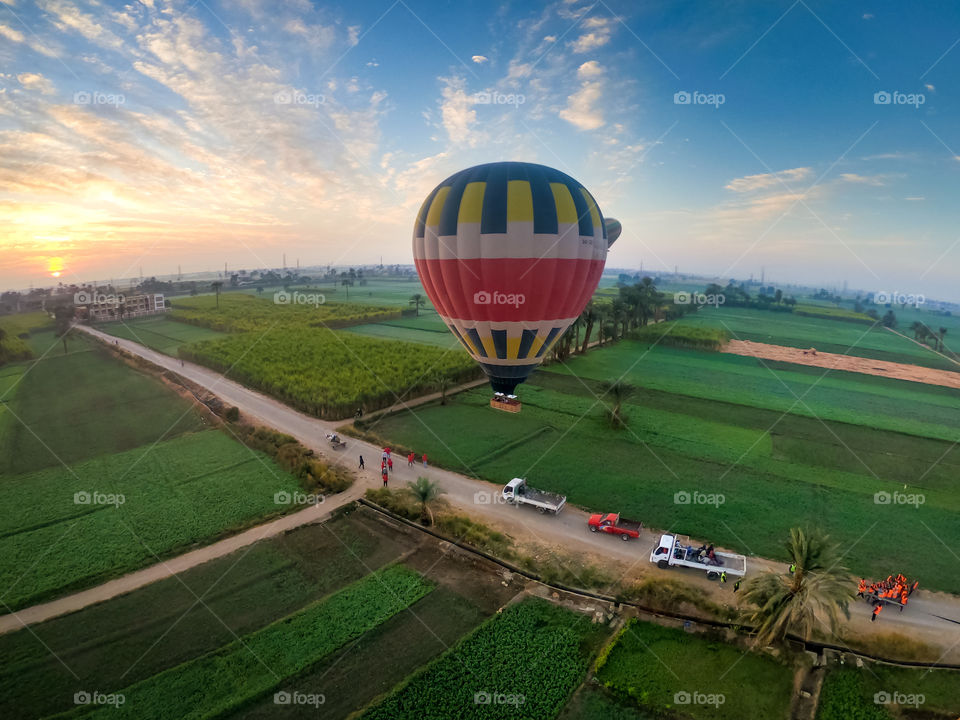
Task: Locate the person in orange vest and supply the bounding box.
[872,604,883,622]
[857,579,867,598]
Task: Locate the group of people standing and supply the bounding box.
[858,573,919,622]
[358,448,428,487]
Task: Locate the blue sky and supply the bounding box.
[1,0,958,300]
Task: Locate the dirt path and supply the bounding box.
[3,324,957,660]
[723,339,960,389]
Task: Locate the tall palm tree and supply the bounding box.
[580,301,598,353]
[409,293,425,317]
[909,321,924,341]
[938,327,947,353]
[599,380,635,428]
[211,281,223,310]
[741,528,853,646]
[405,477,444,525]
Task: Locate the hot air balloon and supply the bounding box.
[604,217,622,247]
[413,161,618,396]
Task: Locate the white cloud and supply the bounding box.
[347,25,360,46]
[862,13,874,19]
[838,172,886,186]
[17,73,56,94]
[570,17,612,53]
[725,167,812,193]
[438,75,477,144]
[924,83,935,93]
[471,55,488,64]
[559,61,605,130]
[0,24,25,43]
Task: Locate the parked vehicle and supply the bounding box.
[650,534,746,580]
[587,512,643,541]
[502,478,566,514]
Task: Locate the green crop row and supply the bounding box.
[71,564,432,719]
[179,327,480,419]
[628,321,729,350]
[361,598,598,720]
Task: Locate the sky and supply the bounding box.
[1,0,959,301]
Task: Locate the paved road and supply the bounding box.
[3,324,957,658]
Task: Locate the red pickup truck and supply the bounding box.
[587,513,643,541]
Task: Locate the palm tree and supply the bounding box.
[431,371,450,405]
[580,301,597,353]
[405,476,444,525]
[599,380,635,428]
[741,528,853,647]
[909,321,924,341]
[409,293,425,317]
[938,327,947,353]
[211,281,223,310]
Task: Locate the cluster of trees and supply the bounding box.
[910,321,948,352]
[703,282,797,309]
[552,277,665,361]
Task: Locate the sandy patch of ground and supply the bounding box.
[723,339,960,389]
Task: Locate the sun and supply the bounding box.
[48,256,65,278]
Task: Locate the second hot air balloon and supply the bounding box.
[413,161,619,398]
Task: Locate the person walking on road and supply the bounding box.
[408,452,414,468]
[733,579,742,593]
[789,563,796,574]
[358,455,364,470]
[382,468,389,487]
[871,604,883,622]
[422,452,428,468]
[720,571,727,585]
[857,579,866,598]
[387,456,393,473]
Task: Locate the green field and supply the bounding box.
[94,316,227,355]
[597,620,794,719]
[71,565,432,720]
[0,312,52,364]
[181,325,479,419]
[0,430,303,610]
[680,306,956,371]
[0,515,414,719]
[0,333,206,476]
[816,665,960,719]
[169,293,400,332]
[344,312,461,349]
[362,336,960,591]
[362,597,607,720]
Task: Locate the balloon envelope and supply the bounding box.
[413,161,612,395]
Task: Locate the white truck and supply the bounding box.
[502,478,566,515]
[650,534,747,580]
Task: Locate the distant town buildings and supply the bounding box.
[78,293,167,322]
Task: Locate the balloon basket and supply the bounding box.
[490,397,522,413]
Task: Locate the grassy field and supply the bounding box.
[361,597,607,720]
[0,332,206,476]
[361,339,960,590]
[597,620,794,719]
[0,312,52,364]
[816,665,960,719]
[94,316,227,355]
[0,515,413,719]
[344,312,461,349]
[680,306,956,371]
[72,564,432,719]
[181,325,479,419]
[0,430,303,611]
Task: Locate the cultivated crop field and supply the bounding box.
[0,312,51,363]
[362,597,608,720]
[595,620,793,719]
[95,316,227,355]
[170,293,400,332]
[181,326,479,419]
[680,306,955,371]
[362,332,960,591]
[816,665,960,720]
[344,312,461,349]
[0,430,302,610]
